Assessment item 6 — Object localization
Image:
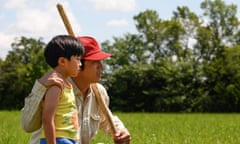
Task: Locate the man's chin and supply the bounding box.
[93,77,101,83]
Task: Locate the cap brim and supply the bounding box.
[83,51,112,60]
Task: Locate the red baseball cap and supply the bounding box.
[77,36,112,60]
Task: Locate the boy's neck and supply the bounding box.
[54,68,68,80]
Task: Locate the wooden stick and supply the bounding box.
[56,3,117,134]
[56,3,75,37]
[92,84,117,134]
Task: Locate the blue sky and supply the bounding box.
[0,0,239,59]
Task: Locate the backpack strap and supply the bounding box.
[91,83,117,134]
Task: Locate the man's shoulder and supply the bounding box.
[95,82,105,89]
[92,83,109,96]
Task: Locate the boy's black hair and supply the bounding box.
[44,35,84,68]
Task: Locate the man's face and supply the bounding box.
[79,60,103,83]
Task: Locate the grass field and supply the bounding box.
[0,111,240,144]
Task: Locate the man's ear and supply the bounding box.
[58,57,66,66]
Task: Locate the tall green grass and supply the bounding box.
[0,111,30,144]
[1,111,239,144]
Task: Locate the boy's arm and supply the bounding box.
[42,86,61,144]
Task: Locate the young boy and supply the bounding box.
[40,35,84,144]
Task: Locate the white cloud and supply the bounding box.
[81,0,137,12]
[0,0,82,59]
[0,33,16,59]
[8,1,81,38]
[11,9,50,34]
[3,0,28,9]
[106,19,129,27]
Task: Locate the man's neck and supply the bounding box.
[72,77,90,99]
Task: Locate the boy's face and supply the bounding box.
[66,56,82,77]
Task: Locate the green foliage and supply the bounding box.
[1,0,240,112]
[101,0,240,112]
[0,36,50,110]
[202,46,240,112]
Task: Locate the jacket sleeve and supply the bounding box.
[30,128,42,144]
[31,80,47,97]
[24,81,46,143]
[96,83,126,136]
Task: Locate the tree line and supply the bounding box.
[0,0,240,112]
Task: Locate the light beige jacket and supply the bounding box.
[29,78,125,144]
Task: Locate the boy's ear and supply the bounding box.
[58,57,66,66]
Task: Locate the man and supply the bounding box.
[29,36,131,144]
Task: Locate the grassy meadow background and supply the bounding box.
[0,111,240,144]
